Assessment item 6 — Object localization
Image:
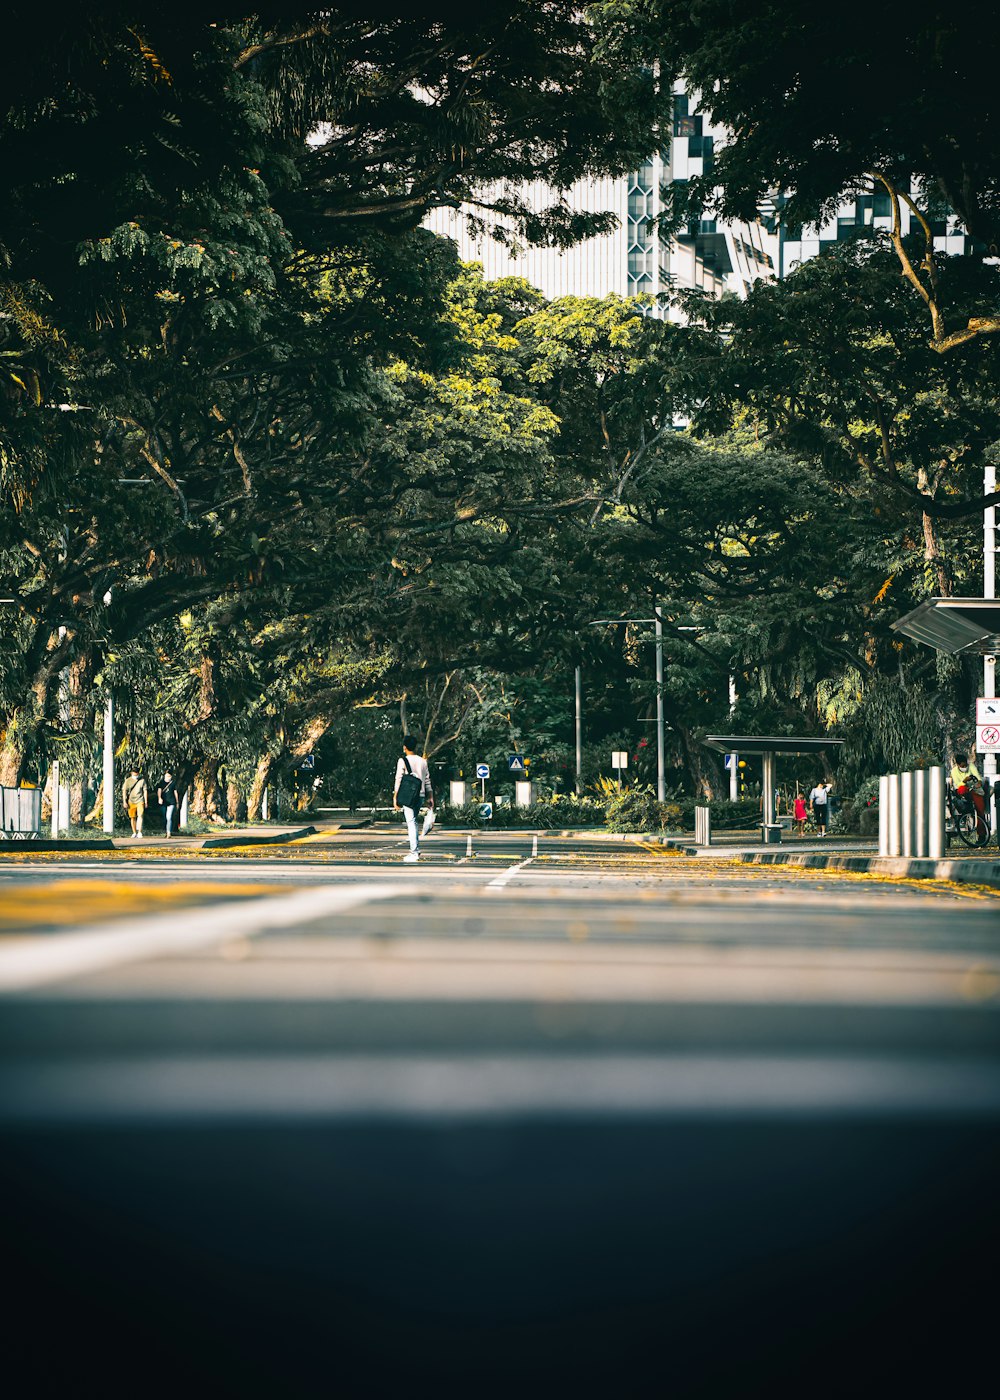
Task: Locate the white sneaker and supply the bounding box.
[403,851,419,863]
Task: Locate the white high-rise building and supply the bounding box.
[775,186,973,276]
[424,90,777,314]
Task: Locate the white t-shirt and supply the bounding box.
[394,753,431,799]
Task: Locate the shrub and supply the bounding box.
[604,786,667,834]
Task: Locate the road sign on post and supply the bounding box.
[611,750,628,792]
[478,802,493,821]
[977,724,1000,753]
[977,697,1000,724]
[476,762,490,801]
[300,754,316,770]
[507,755,527,773]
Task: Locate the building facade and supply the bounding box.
[424,90,777,314]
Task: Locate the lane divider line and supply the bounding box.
[0,883,417,993]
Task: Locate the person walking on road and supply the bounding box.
[809,779,829,836]
[157,770,181,838]
[121,767,149,839]
[393,735,434,862]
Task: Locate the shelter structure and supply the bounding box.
[702,735,845,843]
[890,598,1000,656]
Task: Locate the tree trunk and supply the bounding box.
[247,754,275,822]
[0,713,31,788]
[226,781,245,823]
[191,757,221,817]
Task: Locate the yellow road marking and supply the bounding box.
[0,881,287,931]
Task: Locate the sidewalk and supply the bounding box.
[660,835,1000,887]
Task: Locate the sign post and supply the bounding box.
[476,763,490,802]
[611,750,628,793]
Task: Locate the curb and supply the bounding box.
[201,826,318,850]
[728,850,1000,886]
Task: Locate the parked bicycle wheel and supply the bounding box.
[954,808,989,848]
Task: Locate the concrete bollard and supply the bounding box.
[878,774,890,856]
[886,773,901,856]
[694,804,711,846]
[914,769,928,858]
[515,780,534,808]
[900,771,914,857]
[449,780,467,807]
[928,766,945,859]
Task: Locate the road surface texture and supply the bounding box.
[1,831,998,1397]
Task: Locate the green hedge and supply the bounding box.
[386,795,606,829]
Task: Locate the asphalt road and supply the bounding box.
[2,833,998,1396]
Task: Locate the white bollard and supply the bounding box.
[879,774,890,856]
[928,766,945,860]
[900,771,914,857]
[450,780,467,807]
[914,769,928,858]
[694,804,711,846]
[50,760,60,840]
[886,773,901,856]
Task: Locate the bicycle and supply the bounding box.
[945,782,993,849]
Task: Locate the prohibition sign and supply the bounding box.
[980,725,1000,748]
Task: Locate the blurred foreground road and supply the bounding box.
[1,833,998,1396]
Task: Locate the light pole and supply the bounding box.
[574,665,583,796]
[984,461,997,833]
[589,610,666,801]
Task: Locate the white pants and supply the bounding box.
[402,805,435,851]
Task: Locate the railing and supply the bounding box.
[878,767,945,859]
[0,786,42,840]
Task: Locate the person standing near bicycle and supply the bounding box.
[808,779,829,836]
[951,752,988,841]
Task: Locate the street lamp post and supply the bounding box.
[574,665,583,796]
[589,610,666,802]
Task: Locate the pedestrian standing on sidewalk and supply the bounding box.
[809,779,829,836]
[157,770,181,838]
[121,767,149,839]
[793,792,807,836]
[393,735,434,862]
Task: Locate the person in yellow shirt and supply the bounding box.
[951,754,987,839]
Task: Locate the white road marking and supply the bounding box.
[0,883,416,992]
[4,1054,1000,1122]
[486,858,534,890]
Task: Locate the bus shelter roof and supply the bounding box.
[702,735,845,757]
[891,597,1000,656]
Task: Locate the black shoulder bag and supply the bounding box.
[397,756,423,811]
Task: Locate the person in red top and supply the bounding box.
[793,792,808,836]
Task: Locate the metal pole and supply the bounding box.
[655,605,665,802]
[103,692,115,834]
[878,774,890,856]
[762,751,775,832]
[729,752,738,802]
[928,765,945,859]
[984,462,997,836]
[50,759,60,840]
[575,665,583,796]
